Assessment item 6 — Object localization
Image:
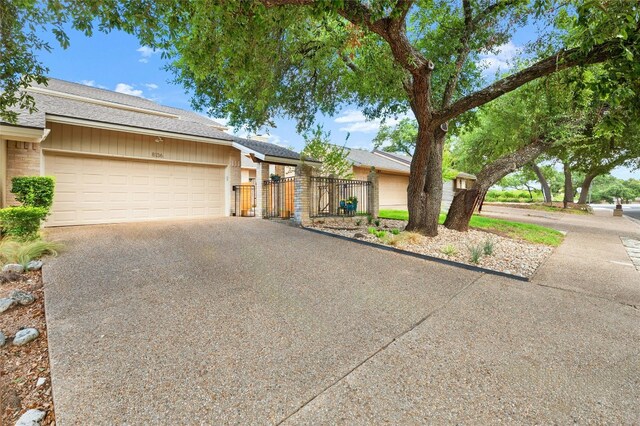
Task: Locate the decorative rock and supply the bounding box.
[26,260,43,271]
[0,271,25,285]
[0,297,16,313]
[15,409,46,426]
[0,330,5,346]
[353,232,366,239]
[2,263,24,273]
[36,377,46,387]
[10,290,35,306]
[13,328,39,346]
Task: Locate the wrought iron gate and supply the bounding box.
[233,184,256,217]
[264,177,295,219]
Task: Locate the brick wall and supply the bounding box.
[6,141,42,205]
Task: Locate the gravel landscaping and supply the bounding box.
[308,218,554,278]
[0,270,54,425]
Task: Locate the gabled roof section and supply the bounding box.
[2,77,312,164]
[29,78,227,129]
[373,149,412,166]
[346,148,411,174]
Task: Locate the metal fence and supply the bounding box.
[264,177,295,219]
[233,184,256,217]
[310,176,370,217]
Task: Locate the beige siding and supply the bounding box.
[43,122,235,166]
[241,168,256,183]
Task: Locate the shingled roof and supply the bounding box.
[3,78,309,163]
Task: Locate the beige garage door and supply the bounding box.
[379,174,409,210]
[44,153,226,226]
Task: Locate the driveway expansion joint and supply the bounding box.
[276,274,485,425]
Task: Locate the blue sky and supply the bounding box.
[36,25,635,179]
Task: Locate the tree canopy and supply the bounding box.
[2,0,639,235]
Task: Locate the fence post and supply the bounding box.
[255,162,270,218]
[294,164,313,225]
[367,167,379,218]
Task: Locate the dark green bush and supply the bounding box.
[11,176,55,211]
[0,207,48,239]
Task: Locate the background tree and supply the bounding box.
[300,126,354,178]
[3,1,639,235]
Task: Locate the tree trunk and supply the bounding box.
[563,162,573,208]
[577,172,597,204]
[444,139,549,231]
[406,124,431,233]
[418,129,445,236]
[531,163,552,203]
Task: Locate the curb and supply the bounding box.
[302,227,530,282]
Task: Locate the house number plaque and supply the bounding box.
[151,152,164,158]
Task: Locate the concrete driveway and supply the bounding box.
[43,218,640,424]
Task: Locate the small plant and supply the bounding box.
[391,228,400,235]
[355,219,362,226]
[374,219,381,227]
[0,207,48,239]
[269,174,281,181]
[375,230,387,238]
[468,244,483,264]
[386,231,422,247]
[483,238,495,256]
[366,214,373,225]
[0,238,63,269]
[368,227,377,235]
[441,245,457,256]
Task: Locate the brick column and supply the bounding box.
[254,162,270,218]
[294,164,313,225]
[6,141,42,206]
[367,168,379,218]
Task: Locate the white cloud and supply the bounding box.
[477,41,521,78]
[78,80,107,89]
[144,83,159,90]
[137,46,157,63]
[114,83,144,97]
[335,109,411,133]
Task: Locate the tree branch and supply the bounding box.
[441,0,472,108]
[435,40,626,124]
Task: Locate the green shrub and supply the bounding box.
[0,238,63,269]
[11,176,55,211]
[391,228,400,235]
[0,207,48,239]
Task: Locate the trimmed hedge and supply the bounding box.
[11,176,55,211]
[0,207,48,239]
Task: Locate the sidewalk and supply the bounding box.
[482,205,640,307]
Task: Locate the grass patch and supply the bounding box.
[377,209,564,247]
[489,203,590,215]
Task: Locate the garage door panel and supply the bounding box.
[45,153,226,226]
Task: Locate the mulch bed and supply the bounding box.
[0,270,55,425]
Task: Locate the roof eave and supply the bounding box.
[0,124,50,143]
[46,115,234,147]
